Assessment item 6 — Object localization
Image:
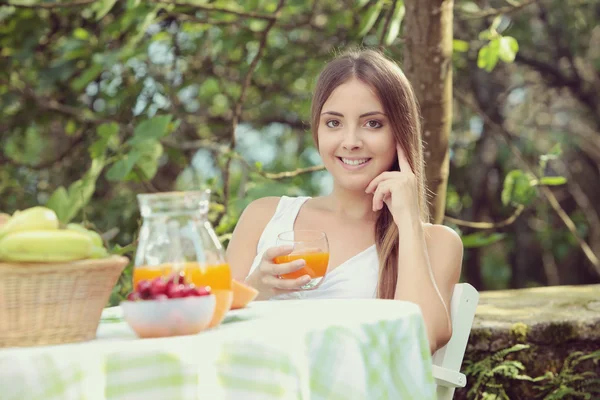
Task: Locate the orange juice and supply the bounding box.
[273,252,330,279]
[133,262,232,291]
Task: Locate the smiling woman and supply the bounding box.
[226,48,463,353]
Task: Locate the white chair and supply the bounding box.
[431,283,480,400]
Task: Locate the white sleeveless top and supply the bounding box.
[247,196,380,300]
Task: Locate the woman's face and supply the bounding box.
[317,78,397,192]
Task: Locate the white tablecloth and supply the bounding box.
[0,299,436,399]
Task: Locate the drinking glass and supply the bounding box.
[273,230,330,290]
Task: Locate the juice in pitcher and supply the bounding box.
[132,262,232,291]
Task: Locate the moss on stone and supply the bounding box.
[509,322,529,343]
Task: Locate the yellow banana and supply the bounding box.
[0,230,92,263]
[66,223,104,247]
[89,245,110,259]
[0,207,59,240]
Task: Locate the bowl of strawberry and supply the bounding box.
[121,274,215,339]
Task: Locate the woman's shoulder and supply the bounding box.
[423,223,462,247]
[241,196,282,223]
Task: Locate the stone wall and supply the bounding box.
[455,284,600,399]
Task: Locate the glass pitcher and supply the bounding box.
[133,190,232,292]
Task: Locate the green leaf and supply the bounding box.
[128,115,173,145]
[383,1,405,46]
[93,0,118,20]
[355,0,371,7]
[73,28,89,41]
[453,39,470,52]
[90,122,119,158]
[549,143,562,157]
[45,187,71,224]
[133,141,163,180]
[498,36,519,63]
[502,169,537,207]
[106,152,141,181]
[460,1,480,13]
[357,0,383,37]
[71,63,103,91]
[65,158,105,222]
[477,38,500,72]
[539,176,567,186]
[462,232,506,248]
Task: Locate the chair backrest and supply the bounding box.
[432,283,480,372]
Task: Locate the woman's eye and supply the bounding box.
[366,120,382,128]
[326,120,340,128]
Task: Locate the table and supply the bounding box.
[0,299,436,400]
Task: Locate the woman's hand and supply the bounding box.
[245,245,311,300]
[365,144,421,225]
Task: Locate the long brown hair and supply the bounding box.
[310,48,429,299]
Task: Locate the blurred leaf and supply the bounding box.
[549,143,563,157]
[462,232,506,248]
[357,0,383,37]
[133,141,163,180]
[383,1,405,46]
[66,157,105,222]
[502,170,537,207]
[45,187,70,224]
[93,0,119,20]
[460,2,480,13]
[71,63,103,91]
[498,36,519,63]
[73,28,90,41]
[106,152,141,181]
[128,115,173,145]
[453,39,470,52]
[356,0,371,7]
[90,122,119,158]
[539,176,567,186]
[477,38,500,72]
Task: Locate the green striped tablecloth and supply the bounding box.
[0,299,436,400]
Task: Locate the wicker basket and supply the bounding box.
[0,255,129,348]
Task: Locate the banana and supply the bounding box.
[0,207,59,240]
[0,230,93,263]
[89,245,110,259]
[66,223,104,247]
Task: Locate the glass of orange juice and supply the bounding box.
[273,230,330,290]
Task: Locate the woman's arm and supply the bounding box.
[394,218,463,354]
[225,197,280,282]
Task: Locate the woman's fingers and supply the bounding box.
[263,245,294,262]
[262,274,311,290]
[372,181,391,211]
[269,258,307,276]
[397,144,412,174]
[365,171,394,194]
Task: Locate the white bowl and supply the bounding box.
[121,294,216,338]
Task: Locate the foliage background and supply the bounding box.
[1,0,599,306]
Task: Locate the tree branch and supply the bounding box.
[445,205,525,229]
[262,165,325,180]
[457,0,536,19]
[222,0,285,209]
[149,0,276,21]
[455,90,600,277]
[3,0,97,9]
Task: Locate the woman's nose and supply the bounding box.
[341,127,362,150]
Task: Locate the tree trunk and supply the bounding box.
[403,0,454,223]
